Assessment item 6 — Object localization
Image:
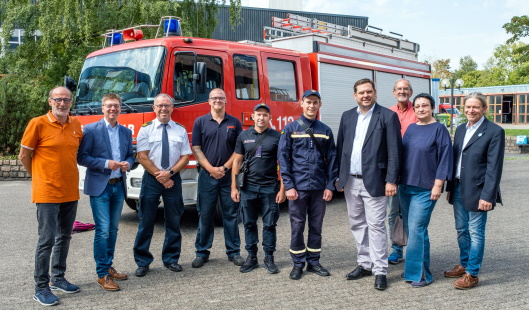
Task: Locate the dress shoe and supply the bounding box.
[345,266,372,280]
[97,275,120,291]
[410,278,430,288]
[306,264,330,276]
[453,273,478,290]
[264,255,279,274]
[191,256,209,268]
[135,266,149,277]
[229,254,245,266]
[444,264,466,278]
[108,267,128,280]
[239,256,259,273]
[164,262,183,272]
[374,275,387,290]
[289,266,303,280]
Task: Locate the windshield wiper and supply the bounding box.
[121,101,137,113]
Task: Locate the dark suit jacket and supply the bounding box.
[446,118,504,211]
[77,118,134,197]
[336,103,402,197]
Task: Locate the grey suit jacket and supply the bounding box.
[336,103,402,197]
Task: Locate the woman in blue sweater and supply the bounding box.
[399,93,453,287]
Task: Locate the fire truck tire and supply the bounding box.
[125,198,138,211]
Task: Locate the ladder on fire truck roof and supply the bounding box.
[263,13,419,59]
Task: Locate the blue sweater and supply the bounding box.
[401,122,453,189]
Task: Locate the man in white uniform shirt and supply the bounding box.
[133,94,191,277]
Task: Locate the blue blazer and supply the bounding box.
[336,103,402,197]
[446,118,504,211]
[77,118,134,197]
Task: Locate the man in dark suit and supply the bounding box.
[335,79,402,290]
[444,92,504,290]
[78,93,134,291]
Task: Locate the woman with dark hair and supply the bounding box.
[399,93,453,287]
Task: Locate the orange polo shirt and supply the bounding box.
[389,101,418,137]
[20,111,83,203]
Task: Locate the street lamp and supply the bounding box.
[441,78,464,134]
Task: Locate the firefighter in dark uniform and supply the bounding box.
[231,103,286,274]
[278,90,338,280]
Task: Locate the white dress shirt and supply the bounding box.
[136,118,192,171]
[456,116,485,179]
[350,105,375,175]
[104,118,122,179]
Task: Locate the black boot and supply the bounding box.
[239,256,259,273]
[264,255,279,274]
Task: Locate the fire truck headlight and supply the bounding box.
[131,178,142,188]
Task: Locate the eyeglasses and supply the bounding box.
[103,104,121,109]
[395,87,411,92]
[50,98,72,104]
[154,104,173,109]
[209,97,226,101]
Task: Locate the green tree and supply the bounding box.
[430,58,452,80]
[0,0,241,155]
[453,55,478,79]
[503,15,529,62]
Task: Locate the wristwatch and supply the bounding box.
[222,165,229,172]
[169,169,175,175]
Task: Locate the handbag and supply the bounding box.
[391,214,408,246]
[235,129,269,189]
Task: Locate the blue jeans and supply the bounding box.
[453,183,488,277]
[195,169,240,258]
[387,194,404,256]
[134,172,184,266]
[240,183,280,256]
[34,201,78,290]
[90,181,125,278]
[399,185,437,283]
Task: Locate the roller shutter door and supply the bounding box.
[375,72,402,108]
[319,63,373,139]
[407,76,431,97]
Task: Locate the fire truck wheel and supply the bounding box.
[125,198,138,211]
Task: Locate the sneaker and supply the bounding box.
[191,256,209,268]
[264,255,279,274]
[388,252,404,264]
[33,288,59,306]
[49,278,80,294]
[229,254,245,266]
[239,256,259,273]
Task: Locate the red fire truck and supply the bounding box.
[72,15,431,220]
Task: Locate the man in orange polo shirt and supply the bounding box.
[387,79,418,265]
[19,86,83,306]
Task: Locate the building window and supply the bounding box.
[233,54,259,100]
[267,58,297,102]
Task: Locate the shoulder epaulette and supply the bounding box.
[174,121,186,129]
[142,121,153,127]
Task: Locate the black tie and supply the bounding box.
[161,123,169,170]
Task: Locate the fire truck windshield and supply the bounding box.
[74,46,166,113]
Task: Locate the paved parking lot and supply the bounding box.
[2,155,529,309]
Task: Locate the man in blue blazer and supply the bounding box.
[444,92,504,290]
[335,79,402,290]
[77,93,134,291]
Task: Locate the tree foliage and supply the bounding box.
[0,0,241,155]
[453,55,478,80]
[430,58,452,80]
[503,15,529,63]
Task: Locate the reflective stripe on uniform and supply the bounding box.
[289,248,307,254]
[290,134,330,139]
[306,247,321,252]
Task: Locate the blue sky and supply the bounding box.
[244,0,529,70]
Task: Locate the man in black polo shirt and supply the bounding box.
[191,88,244,268]
[231,103,286,274]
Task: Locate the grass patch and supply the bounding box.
[0,155,18,160]
[504,129,529,137]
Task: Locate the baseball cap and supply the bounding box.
[253,103,271,112]
[302,89,321,99]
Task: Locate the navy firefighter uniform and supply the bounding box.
[277,114,338,267]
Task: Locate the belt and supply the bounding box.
[350,174,362,179]
[108,178,121,184]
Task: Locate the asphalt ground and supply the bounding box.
[1,154,529,309]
